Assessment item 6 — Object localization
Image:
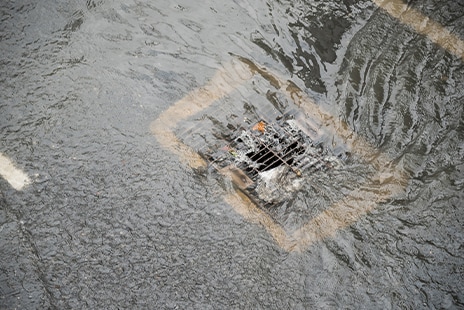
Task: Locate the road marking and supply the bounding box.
[0,153,31,191]
[373,0,464,60]
[150,61,251,169]
[151,0,459,251]
[151,58,409,252]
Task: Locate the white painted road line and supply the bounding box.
[0,153,30,191]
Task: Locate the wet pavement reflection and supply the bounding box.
[1,0,463,308]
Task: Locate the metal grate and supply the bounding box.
[199,114,342,208]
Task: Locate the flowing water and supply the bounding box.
[1,0,463,308]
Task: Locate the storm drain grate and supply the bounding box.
[200,115,342,208]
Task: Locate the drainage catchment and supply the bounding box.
[199,114,342,208]
[153,58,408,251]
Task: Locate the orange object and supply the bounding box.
[252,121,266,133]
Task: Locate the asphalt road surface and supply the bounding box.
[1,0,463,308]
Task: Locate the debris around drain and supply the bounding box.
[252,120,266,133]
[218,165,254,190]
[201,116,342,207]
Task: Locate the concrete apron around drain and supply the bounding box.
[151,57,409,252]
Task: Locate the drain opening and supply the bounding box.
[200,115,342,208]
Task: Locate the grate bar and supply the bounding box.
[257,141,303,171]
[195,116,342,208]
[247,129,302,176]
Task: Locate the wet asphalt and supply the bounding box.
[1,0,463,309]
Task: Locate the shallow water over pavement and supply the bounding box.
[1,0,463,308]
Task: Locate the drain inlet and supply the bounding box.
[201,115,342,207]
